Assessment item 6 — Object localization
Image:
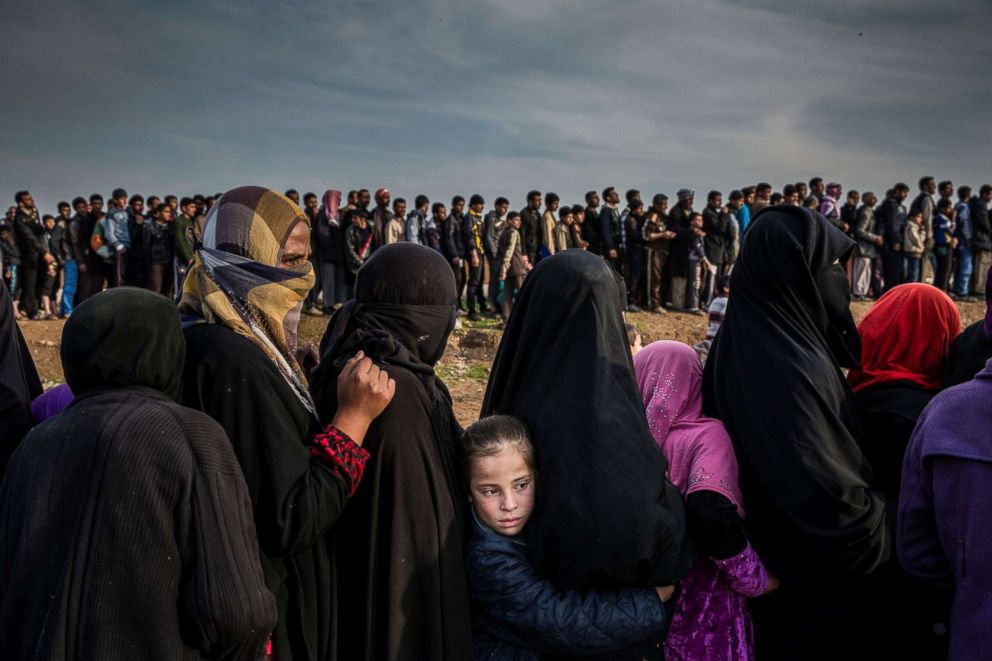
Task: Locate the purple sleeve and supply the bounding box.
[713,542,769,598]
[897,429,954,591]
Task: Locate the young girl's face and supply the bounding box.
[469,445,536,537]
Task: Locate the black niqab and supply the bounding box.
[702,206,892,658]
[62,287,184,401]
[0,279,42,463]
[482,249,694,590]
[310,243,474,660]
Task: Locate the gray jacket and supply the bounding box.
[854,204,881,258]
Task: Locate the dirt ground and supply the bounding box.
[18,298,988,427]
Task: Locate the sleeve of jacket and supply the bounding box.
[468,541,667,656]
[855,209,880,244]
[483,214,499,257]
[600,208,615,252]
[179,415,277,660]
[462,217,478,258]
[897,426,954,593]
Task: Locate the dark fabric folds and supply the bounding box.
[702,205,894,660]
[61,287,184,401]
[482,249,694,590]
[310,243,474,661]
[0,279,42,464]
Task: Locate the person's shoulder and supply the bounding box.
[184,324,280,378]
[466,515,526,574]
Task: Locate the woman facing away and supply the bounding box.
[702,205,895,661]
[481,249,694,660]
[634,340,777,661]
[462,415,677,661]
[179,186,396,661]
[310,242,475,661]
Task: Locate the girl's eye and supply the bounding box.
[514,481,530,492]
[481,488,499,498]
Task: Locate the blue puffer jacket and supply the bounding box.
[466,509,670,660]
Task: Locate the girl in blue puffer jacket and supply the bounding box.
[462,415,675,660]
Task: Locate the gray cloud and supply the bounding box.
[2,0,990,212]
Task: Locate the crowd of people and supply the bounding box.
[4,176,990,325]
[2,183,992,661]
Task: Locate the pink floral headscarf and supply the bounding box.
[633,340,744,514]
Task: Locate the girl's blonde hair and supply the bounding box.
[460,415,537,484]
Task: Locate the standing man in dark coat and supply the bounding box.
[483,196,509,314]
[443,195,467,312]
[599,186,623,275]
[968,185,992,295]
[701,190,729,304]
[583,190,602,254]
[876,182,910,292]
[519,190,542,267]
[642,193,676,314]
[371,188,393,252]
[11,190,53,319]
[0,288,277,660]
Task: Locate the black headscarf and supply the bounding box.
[0,279,42,462]
[310,243,474,660]
[482,250,694,590]
[702,205,890,587]
[62,287,185,402]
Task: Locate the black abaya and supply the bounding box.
[482,249,694,591]
[309,243,474,661]
[944,320,992,387]
[702,206,893,660]
[0,279,41,468]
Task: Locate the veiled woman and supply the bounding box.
[0,278,41,463]
[310,242,474,661]
[481,249,694,659]
[180,186,394,661]
[702,205,895,660]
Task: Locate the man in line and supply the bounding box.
[969,185,992,295]
[463,194,488,321]
[852,192,883,300]
[11,191,53,319]
[65,197,91,308]
[701,190,729,304]
[371,188,392,251]
[384,198,407,245]
[495,211,531,323]
[406,194,430,245]
[911,176,937,280]
[751,182,772,215]
[876,183,910,292]
[808,177,825,203]
[599,186,623,275]
[519,190,542,266]
[173,197,197,299]
[483,196,509,313]
[642,193,676,314]
[103,188,131,288]
[540,193,560,259]
[576,191,598,255]
[443,195,467,312]
[953,186,974,300]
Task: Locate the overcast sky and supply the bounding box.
[2,0,990,213]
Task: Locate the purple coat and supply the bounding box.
[899,358,992,661]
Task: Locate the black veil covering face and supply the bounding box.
[702,206,892,659]
[0,279,42,462]
[482,250,694,590]
[311,243,474,661]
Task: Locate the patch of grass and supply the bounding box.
[466,364,490,381]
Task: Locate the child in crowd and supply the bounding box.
[625,321,643,356]
[902,209,926,283]
[694,276,730,364]
[634,341,778,660]
[462,415,676,660]
[933,199,956,292]
[687,213,710,314]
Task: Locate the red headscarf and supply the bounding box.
[847,283,961,393]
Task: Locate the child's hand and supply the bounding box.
[332,351,397,445]
[654,585,675,602]
[764,574,781,594]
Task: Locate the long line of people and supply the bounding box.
[5,176,989,325]
[2,186,991,660]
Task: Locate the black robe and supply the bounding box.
[702,206,893,661]
[0,278,42,467]
[0,287,275,660]
[309,243,474,661]
[482,250,694,593]
[944,319,992,387]
[183,323,355,661]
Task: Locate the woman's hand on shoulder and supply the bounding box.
[333,351,397,444]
